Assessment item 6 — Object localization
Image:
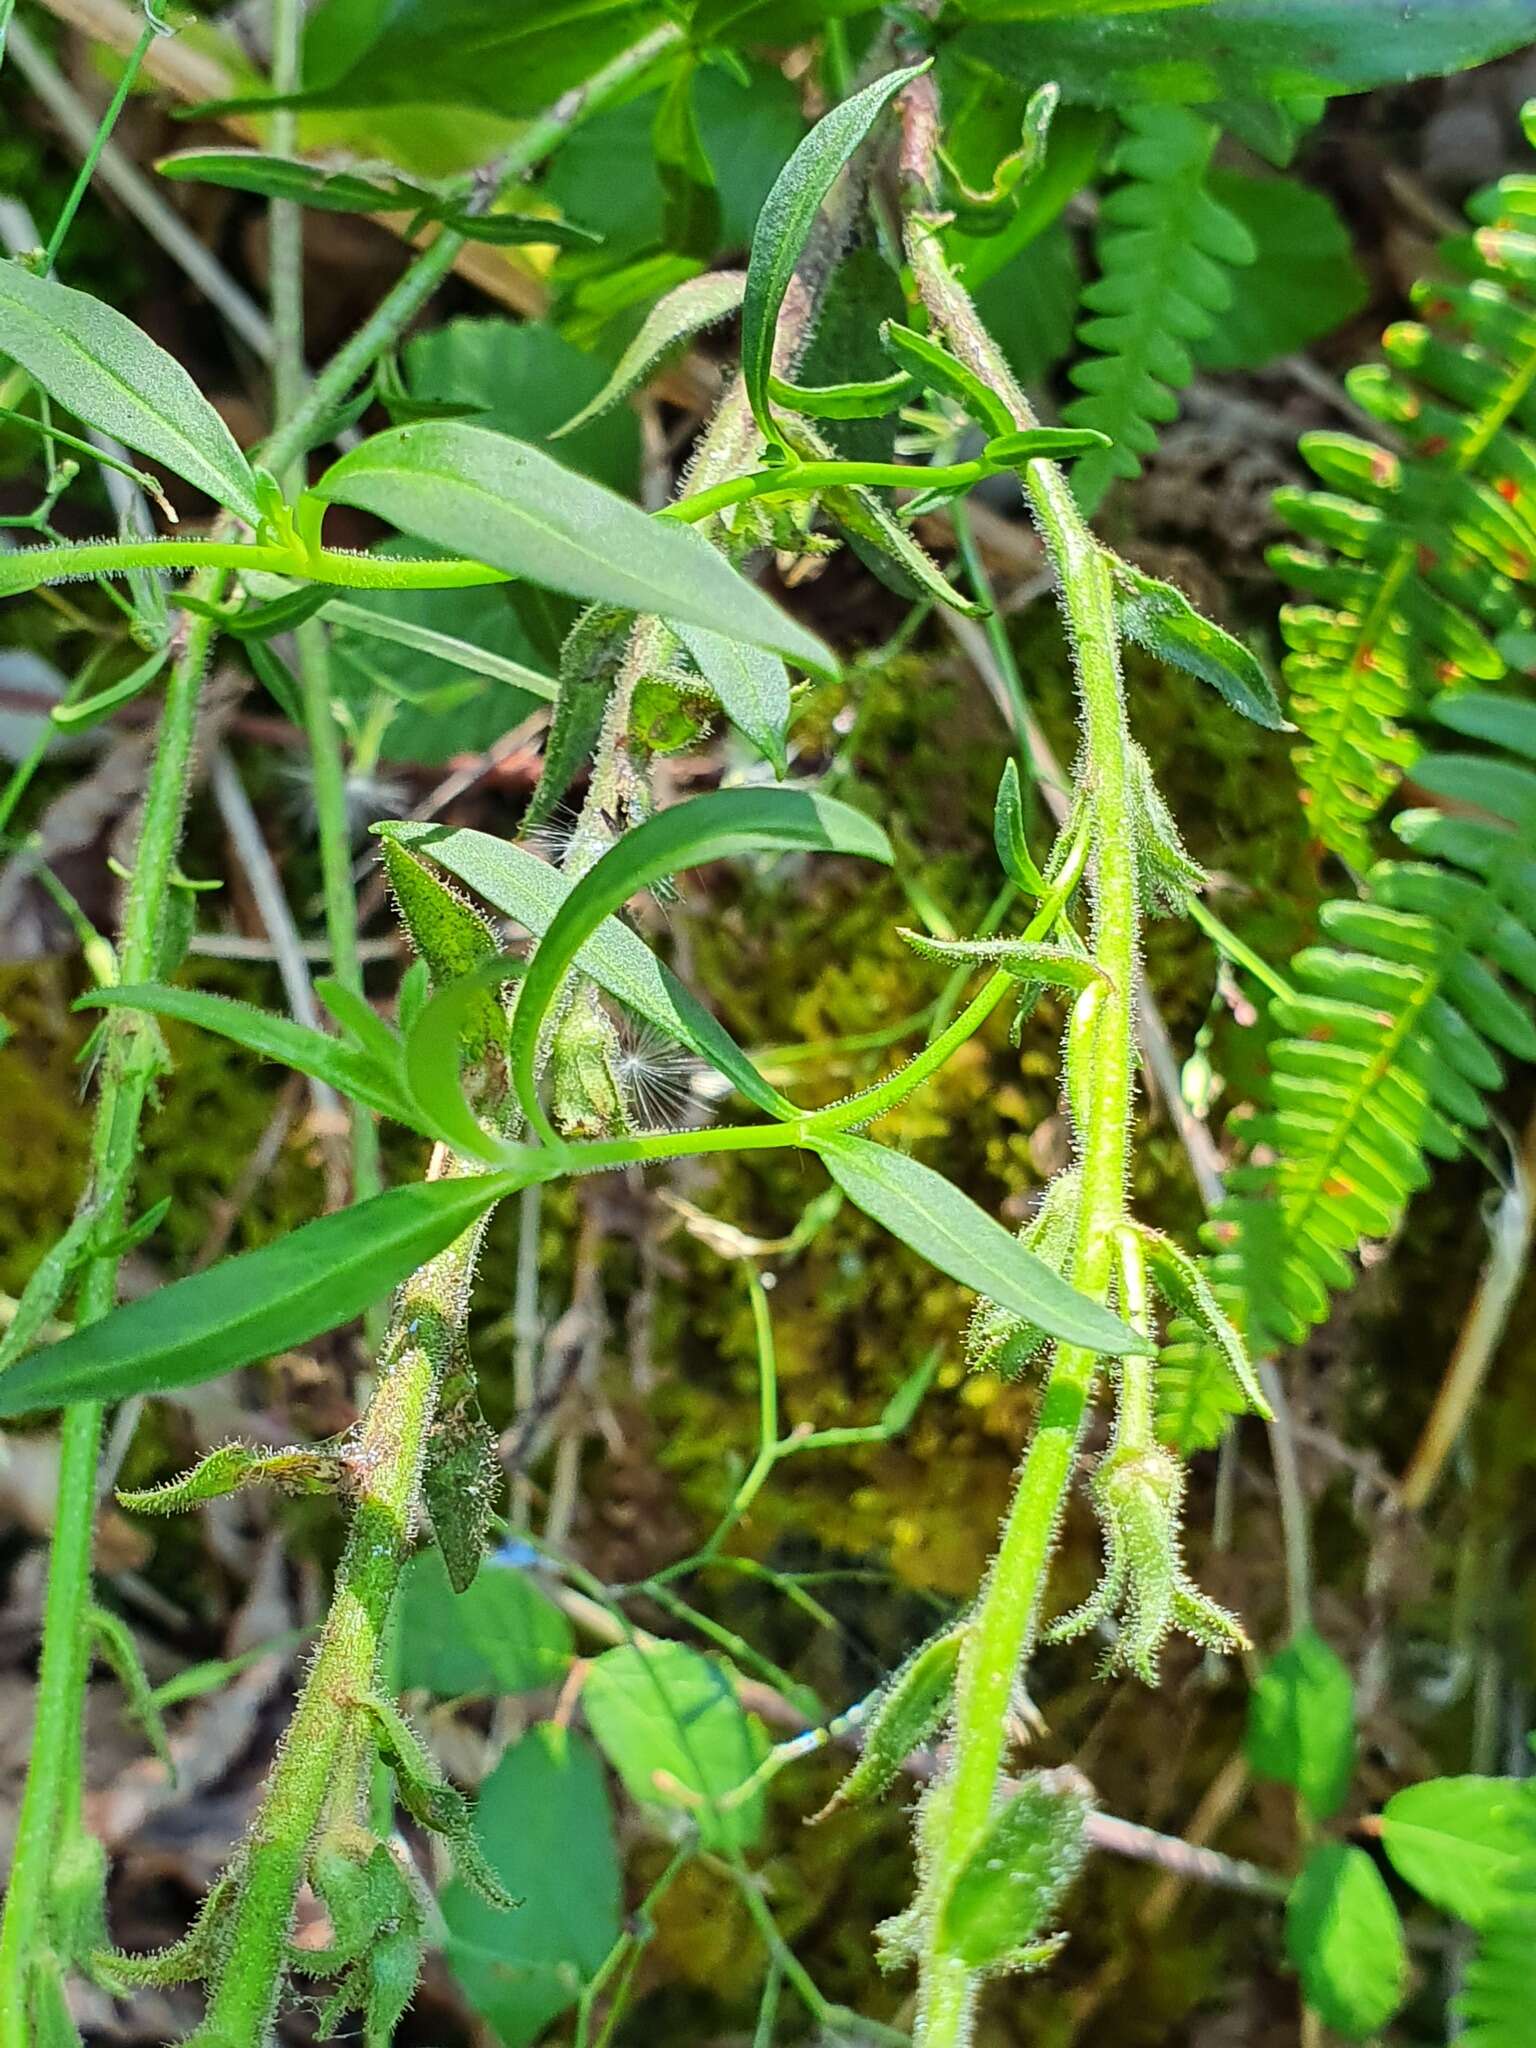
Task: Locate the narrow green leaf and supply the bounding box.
[525,605,629,830]
[821,1627,963,1814]
[881,321,1015,439]
[813,1134,1143,1357]
[1381,1777,1536,1928]
[50,645,170,733]
[509,788,892,1130]
[553,271,747,440]
[675,622,791,773]
[0,261,261,523]
[0,1174,526,1416]
[80,985,420,1131]
[1135,1226,1271,1419]
[741,64,928,442]
[1285,1843,1407,2040]
[380,821,793,1121]
[157,148,436,212]
[1112,560,1284,729]
[118,1441,345,1513]
[1246,1628,1356,1821]
[900,929,1104,993]
[982,426,1112,464]
[993,759,1046,894]
[323,599,558,699]
[312,422,835,676]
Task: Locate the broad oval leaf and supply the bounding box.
[955,1,1536,105]
[0,262,261,523]
[939,1771,1092,1970]
[1284,1843,1407,2041]
[0,1173,528,1415]
[741,63,927,442]
[812,1133,1142,1357]
[311,422,834,675]
[675,621,791,772]
[378,821,794,1122]
[581,1640,766,1853]
[509,787,893,1129]
[443,1726,621,2048]
[1380,1776,1536,1928]
[1246,1627,1356,1821]
[397,1550,573,1698]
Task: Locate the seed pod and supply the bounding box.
[1064,979,1105,1142]
[938,1769,1092,1972]
[815,1625,964,1818]
[549,989,630,1138]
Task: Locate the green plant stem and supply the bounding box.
[267,0,306,485]
[662,454,991,526]
[0,27,677,2030]
[0,602,218,2040]
[200,1187,488,2040]
[41,15,156,273]
[902,142,1143,2044]
[0,537,509,594]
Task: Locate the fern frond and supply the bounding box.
[1206,692,1536,1360]
[1066,104,1254,514]
[1273,133,1536,866]
[1457,1893,1536,2047]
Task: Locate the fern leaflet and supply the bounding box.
[1274,111,1536,866]
[1066,104,1254,515]
[1201,692,1536,1366]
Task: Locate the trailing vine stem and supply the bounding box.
[899,73,1143,2047]
[0,25,680,2039]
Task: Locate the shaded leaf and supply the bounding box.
[676,622,791,771]
[1285,1843,1407,2040]
[1247,1628,1356,1821]
[397,1549,573,1696]
[0,261,260,522]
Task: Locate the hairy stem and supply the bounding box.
[901,117,1142,2046]
[199,1160,490,2041]
[0,26,675,2034]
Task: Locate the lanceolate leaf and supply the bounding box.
[509,789,892,1128]
[157,149,436,213]
[0,262,261,523]
[553,272,747,439]
[380,821,794,1119]
[741,63,927,442]
[311,422,835,676]
[0,1174,529,1415]
[80,986,421,1132]
[954,2,1536,106]
[813,1134,1142,1357]
[676,622,792,772]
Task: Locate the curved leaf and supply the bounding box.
[741,63,927,442]
[509,788,892,1129]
